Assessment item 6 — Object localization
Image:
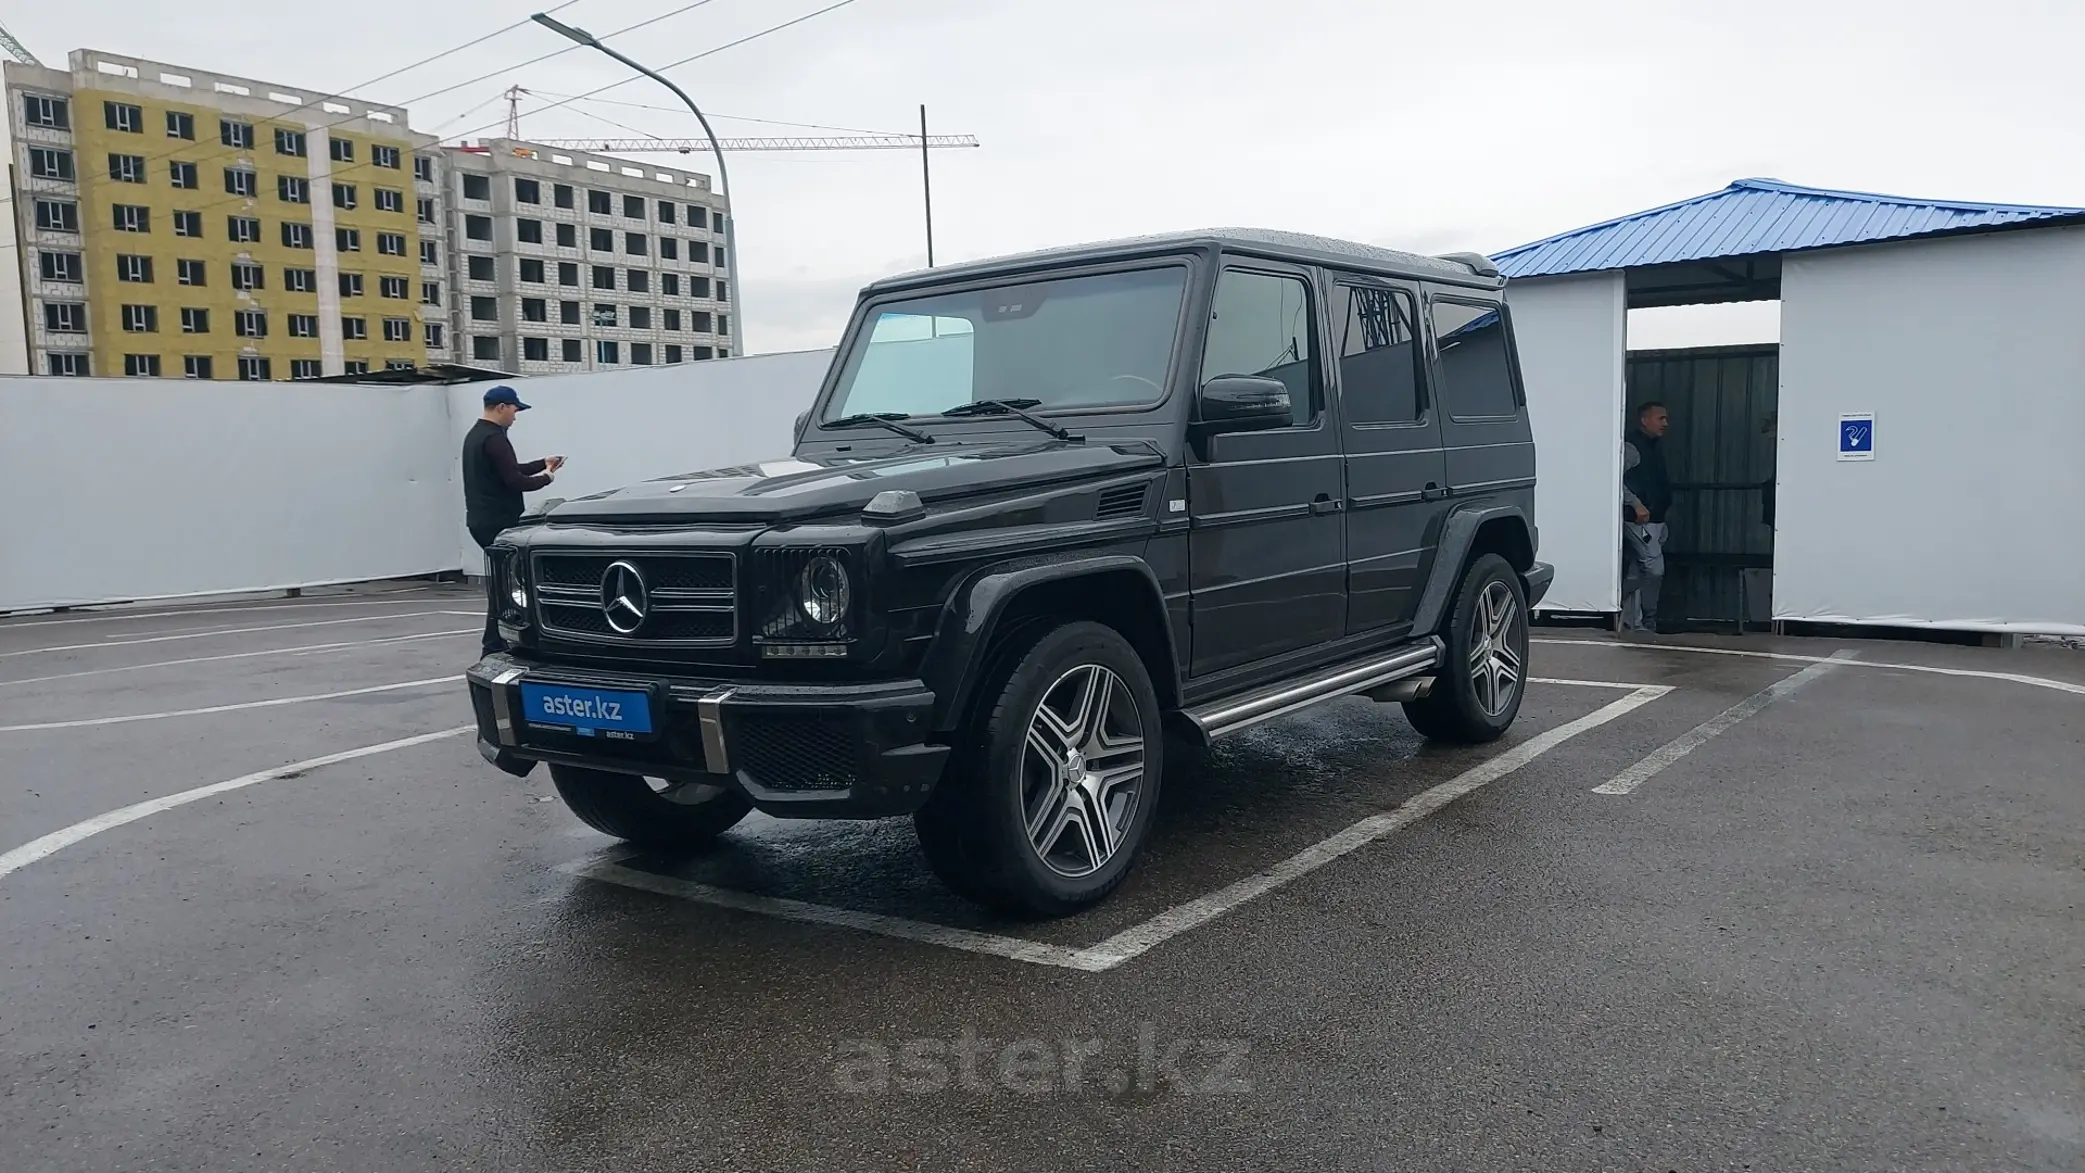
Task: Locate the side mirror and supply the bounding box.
[1194,376,1292,435]
[793,410,810,443]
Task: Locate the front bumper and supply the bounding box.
[465,654,950,818]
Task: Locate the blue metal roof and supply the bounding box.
[1493,178,2085,279]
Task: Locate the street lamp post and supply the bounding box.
[532,13,744,356]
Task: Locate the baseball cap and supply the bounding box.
[483,385,531,411]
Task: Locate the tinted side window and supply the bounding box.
[1334,283,1422,424]
[1430,300,1517,419]
[1200,269,1318,427]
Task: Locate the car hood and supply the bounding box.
[542,438,1165,525]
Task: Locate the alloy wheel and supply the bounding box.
[1019,663,1146,878]
[1468,580,1525,717]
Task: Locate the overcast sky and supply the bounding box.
[18,0,2084,353]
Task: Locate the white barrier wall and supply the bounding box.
[1506,273,1627,612]
[1776,227,2085,634]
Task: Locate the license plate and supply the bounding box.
[520,683,654,739]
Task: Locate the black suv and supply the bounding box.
[467,229,1551,916]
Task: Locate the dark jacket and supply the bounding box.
[462,418,550,531]
[1623,428,1672,524]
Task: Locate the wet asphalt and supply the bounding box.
[0,584,2079,1173]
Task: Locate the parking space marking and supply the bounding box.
[0,676,458,732]
[0,588,448,629]
[1,611,455,658]
[1591,652,1853,795]
[1534,637,2085,697]
[0,629,473,688]
[0,726,473,882]
[567,683,1675,973]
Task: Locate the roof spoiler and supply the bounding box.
[1436,251,1501,279]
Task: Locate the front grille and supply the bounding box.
[734,713,861,792]
[531,550,738,647]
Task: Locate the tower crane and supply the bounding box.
[0,20,43,66]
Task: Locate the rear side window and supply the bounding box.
[1429,299,1518,419]
[1201,269,1319,427]
[1334,283,1422,424]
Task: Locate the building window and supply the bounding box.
[166,110,196,140]
[285,268,317,293]
[422,281,442,306]
[523,337,550,362]
[227,168,260,197]
[417,197,436,224]
[661,238,679,261]
[665,344,683,363]
[692,346,713,360]
[28,147,75,181]
[375,188,403,213]
[235,309,267,338]
[289,313,319,338]
[617,195,643,219]
[521,297,548,323]
[514,178,541,204]
[386,359,416,371]
[414,155,435,183]
[462,173,491,201]
[559,300,580,325]
[174,211,204,238]
[35,200,80,232]
[590,227,614,252]
[184,355,213,379]
[556,223,577,249]
[373,144,401,169]
[221,119,255,148]
[177,259,206,287]
[658,200,676,224]
[664,308,682,332]
[337,227,361,253]
[112,205,150,233]
[588,189,612,215]
[378,232,407,256]
[558,262,579,287]
[105,101,143,133]
[473,336,501,362]
[592,265,616,291]
[592,304,617,328]
[116,254,154,283]
[689,241,709,264]
[121,304,158,333]
[47,353,90,377]
[519,258,546,284]
[332,183,358,210]
[238,356,272,381]
[343,360,370,376]
[517,219,543,245]
[40,251,84,283]
[718,315,729,339]
[562,338,583,362]
[685,204,705,227]
[169,161,199,189]
[380,275,409,299]
[44,303,87,333]
[717,281,729,303]
[181,307,210,334]
[554,184,575,209]
[339,273,364,298]
[23,94,69,129]
[631,342,654,366]
[276,129,306,157]
[628,306,652,330]
[383,317,412,342]
[291,359,323,380]
[425,322,445,348]
[229,216,266,243]
[465,215,492,242]
[691,276,713,299]
[330,137,355,163]
[468,255,496,282]
[282,222,314,249]
[626,232,648,256]
[596,339,620,365]
[124,354,162,377]
[421,240,440,266]
[342,316,368,341]
[713,211,726,233]
[691,310,713,333]
[232,262,264,291]
[471,296,498,322]
[627,269,650,294]
[662,273,680,297]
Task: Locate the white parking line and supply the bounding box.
[1591,653,1852,795]
[0,676,458,732]
[1533,637,2085,697]
[568,682,1675,973]
[0,628,473,688]
[0,725,473,882]
[1,611,454,658]
[0,589,449,629]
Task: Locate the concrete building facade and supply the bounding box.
[1,49,452,379]
[440,139,737,375]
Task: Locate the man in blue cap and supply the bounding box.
[462,386,563,655]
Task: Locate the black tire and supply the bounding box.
[549,764,753,848]
[1403,553,1529,744]
[914,620,1164,918]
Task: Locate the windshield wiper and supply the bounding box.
[937,398,1079,442]
[823,412,935,444]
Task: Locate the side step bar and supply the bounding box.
[1180,639,1443,744]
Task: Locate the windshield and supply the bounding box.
[822,265,1188,421]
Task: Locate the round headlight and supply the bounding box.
[796,556,851,627]
[507,583,529,610]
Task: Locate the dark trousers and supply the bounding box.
[470,522,509,657]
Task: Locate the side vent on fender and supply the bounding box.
[1095,483,1150,521]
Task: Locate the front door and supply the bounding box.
[1187,264,1345,677]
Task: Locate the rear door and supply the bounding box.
[1329,276,1445,635]
[1186,263,1345,676]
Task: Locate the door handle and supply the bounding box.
[1420,483,1450,502]
[1311,494,1343,515]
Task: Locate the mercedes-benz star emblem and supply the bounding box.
[600,560,650,634]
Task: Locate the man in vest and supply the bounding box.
[1621,401,1672,633]
[462,386,562,655]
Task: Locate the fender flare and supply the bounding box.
[1408,504,1533,636]
[919,554,1180,732]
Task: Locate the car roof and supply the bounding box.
[863,228,1505,295]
